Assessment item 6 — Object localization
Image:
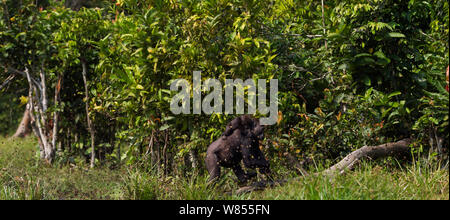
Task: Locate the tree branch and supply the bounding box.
[39,65,48,112]
[3,66,42,90]
[0,74,15,91]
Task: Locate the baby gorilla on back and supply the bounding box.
[205,115,270,183]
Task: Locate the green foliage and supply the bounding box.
[271,86,410,165]
[413,74,449,146]
[0,0,448,179]
[0,94,22,135]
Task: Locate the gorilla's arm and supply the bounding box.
[232,165,250,183]
[205,150,221,182]
[222,116,242,137]
[241,144,271,175]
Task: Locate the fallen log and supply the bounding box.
[323,138,412,175]
[235,138,413,195]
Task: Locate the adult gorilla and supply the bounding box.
[205,115,271,183]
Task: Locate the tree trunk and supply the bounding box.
[81,60,96,169]
[24,67,56,163]
[321,0,328,50]
[189,149,199,171]
[51,73,62,151]
[12,103,32,138]
[163,131,169,175]
[7,66,62,163]
[322,138,412,175]
[150,130,161,173]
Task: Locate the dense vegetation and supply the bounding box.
[0,0,448,199]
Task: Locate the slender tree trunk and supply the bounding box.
[163,131,169,175]
[156,138,161,173]
[51,73,63,151]
[321,0,328,50]
[72,132,79,155]
[81,60,96,168]
[12,103,32,138]
[189,150,199,171]
[117,133,121,164]
[146,130,155,167]
[150,130,160,172]
[445,66,448,92]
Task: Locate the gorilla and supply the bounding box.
[205,115,271,183]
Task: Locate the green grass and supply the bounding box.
[252,163,449,200]
[0,136,125,199]
[0,136,448,200]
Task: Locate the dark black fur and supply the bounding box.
[205,115,270,183]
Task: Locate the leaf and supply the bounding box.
[240,22,246,31]
[354,53,372,58]
[162,116,175,122]
[328,33,341,39]
[160,124,170,131]
[338,63,348,70]
[135,84,144,90]
[19,96,28,105]
[254,39,260,48]
[388,91,401,98]
[15,32,26,39]
[277,111,283,125]
[387,32,405,38]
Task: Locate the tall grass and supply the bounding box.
[252,160,449,200]
[0,136,125,199]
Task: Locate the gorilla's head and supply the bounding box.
[222,115,266,142]
[251,118,265,141]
